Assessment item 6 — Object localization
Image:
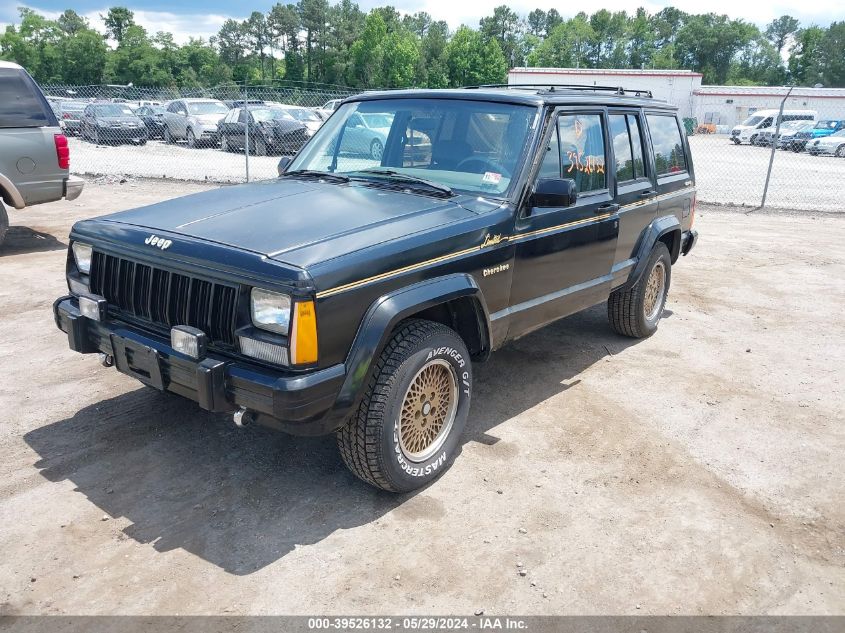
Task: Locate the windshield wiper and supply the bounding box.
[350,169,453,197]
[281,169,350,183]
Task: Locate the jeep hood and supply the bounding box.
[98,178,478,269]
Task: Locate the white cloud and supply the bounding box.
[3,0,844,44]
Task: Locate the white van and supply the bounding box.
[730,109,816,145]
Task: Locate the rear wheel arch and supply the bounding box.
[658,228,682,264]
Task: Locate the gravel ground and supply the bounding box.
[65,134,844,212]
[0,179,843,615]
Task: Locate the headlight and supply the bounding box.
[72,242,93,274]
[251,288,291,334]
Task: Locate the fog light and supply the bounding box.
[171,325,207,359]
[238,336,289,366]
[79,294,106,322]
[68,277,89,295]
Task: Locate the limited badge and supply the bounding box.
[482,172,502,185]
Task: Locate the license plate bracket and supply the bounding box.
[110,335,165,391]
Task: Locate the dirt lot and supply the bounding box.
[0,179,843,615]
[65,133,844,211]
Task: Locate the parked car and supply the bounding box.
[163,98,229,147]
[55,85,697,491]
[332,110,393,159]
[790,120,845,152]
[58,100,86,136]
[217,106,312,155]
[274,105,323,135]
[0,61,83,246]
[775,121,816,150]
[318,98,342,119]
[807,129,845,156]
[730,109,816,145]
[135,105,166,139]
[80,103,147,145]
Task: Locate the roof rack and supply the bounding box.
[463,83,653,98]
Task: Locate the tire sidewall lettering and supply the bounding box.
[385,338,472,485]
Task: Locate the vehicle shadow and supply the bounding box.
[24,303,642,575]
[0,225,66,256]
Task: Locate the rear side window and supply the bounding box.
[0,68,51,128]
[647,114,688,176]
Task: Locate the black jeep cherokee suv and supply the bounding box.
[55,85,698,492]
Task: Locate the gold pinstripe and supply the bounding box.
[315,188,694,299]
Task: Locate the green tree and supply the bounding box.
[479,5,522,66]
[445,26,507,87]
[818,22,845,87]
[57,10,88,36]
[102,7,135,45]
[765,15,800,56]
[382,30,420,87]
[60,28,108,83]
[350,11,386,86]
[788,26,826,85]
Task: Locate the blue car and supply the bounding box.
[791,120,845,152]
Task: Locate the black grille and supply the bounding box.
[90,251,238,346]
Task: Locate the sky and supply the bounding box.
[1,0,844,44]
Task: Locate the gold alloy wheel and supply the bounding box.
[643,260,666,321]
[398,359,458,463]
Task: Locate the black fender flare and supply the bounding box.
[328,273,491,425]
[622,215,681,290]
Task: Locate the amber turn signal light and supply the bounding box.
[291,300,318,365]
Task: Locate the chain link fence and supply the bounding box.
[44,83,844,211]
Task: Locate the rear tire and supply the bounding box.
[0,203,8,248]
[836,145,845,158]
[255,136,267,156]
[608,242,672,339]
[221,134,231,152]
[336,319,472,492]
[164,126,173,144]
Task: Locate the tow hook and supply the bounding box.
[99,353,114,368]
[233,407,254,428]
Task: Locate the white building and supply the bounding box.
[508,67,703,118]
[507,67,845,128]
[693,86,845,129]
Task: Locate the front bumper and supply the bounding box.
[681,229,698,256]
[54,296,347,436]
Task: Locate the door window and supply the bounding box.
[557,113,607,194]
[627,115,646,179]
[646,114,688,176]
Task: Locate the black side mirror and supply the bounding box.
[531,178,578,208]
[277,156,292,176]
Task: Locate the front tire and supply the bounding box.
[186,128,197,148]
[164,126,173,144]
[608,242,672,338]
[370,139,384,161]
[221,134,231,152]
[337,319,472,492]
[836,145,845,158]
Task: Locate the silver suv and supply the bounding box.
[0,61,83,246]
[162,98,229,148]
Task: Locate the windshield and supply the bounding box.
[253,107,294,122]
[284,107,320,122]
[94,104,134,116]
[289,98,537,197]
[187,101,228,115]
[831,129,845,137]
[361,113,393,128]
[742,115,766,126]
[815,120,838,129]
